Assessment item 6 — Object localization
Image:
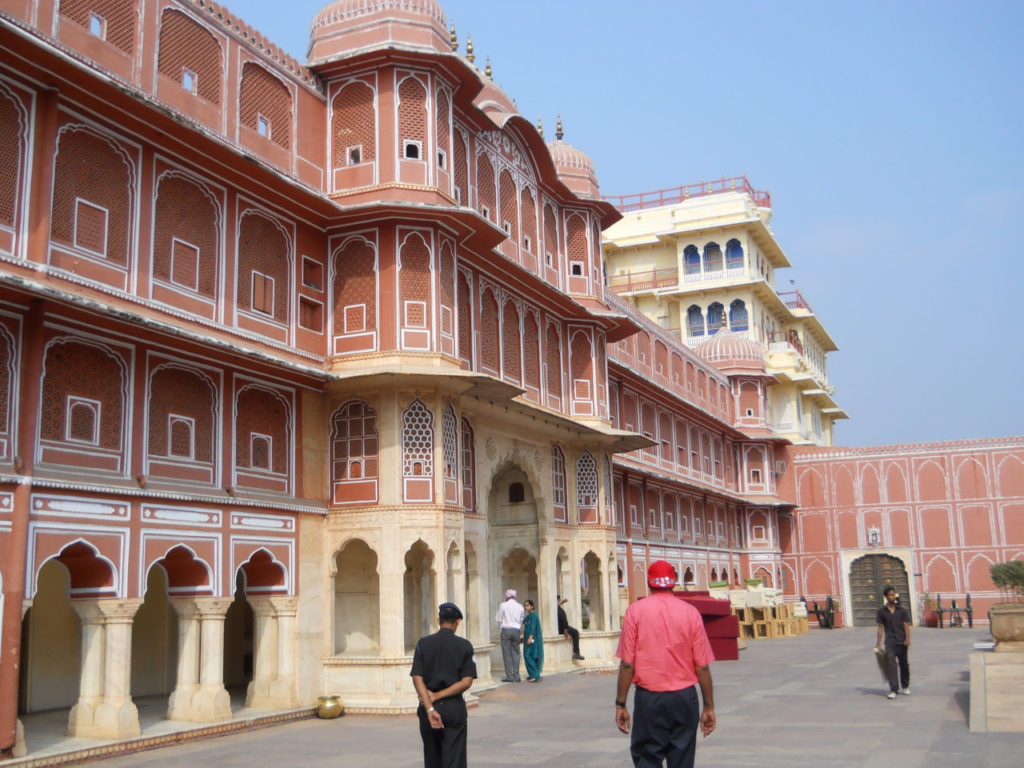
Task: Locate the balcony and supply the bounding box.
[606,267,678,294]
[778,289,814,314]
[604,176,772,213]
[606,262,746,295]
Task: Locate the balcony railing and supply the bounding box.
[604,175,772,213]
[778,289,813,313]
[769,330,804,356]
[606,267,679,294]
[607,264,748,294]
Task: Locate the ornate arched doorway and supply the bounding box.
[849,554,911,627]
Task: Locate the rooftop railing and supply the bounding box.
[778,289,813,313]
[604,176,771,213]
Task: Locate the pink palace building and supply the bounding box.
[0,0,1021,759]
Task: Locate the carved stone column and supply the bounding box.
[67,600,105,737]
[166,599,200,721]
[94,598,143,738]
[68,598,143,739]
[267,597,298,707]
[245,597,278,708]
[12,602,31,756]
[191,597,232,722]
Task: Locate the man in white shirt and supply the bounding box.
[495,589,525,682]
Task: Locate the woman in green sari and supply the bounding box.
[522,599,544,681]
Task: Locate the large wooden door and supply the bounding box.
[849,554,911,627]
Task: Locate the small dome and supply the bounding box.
[547,140,599,199]
[309,0,449,64]
[696,330,765,373]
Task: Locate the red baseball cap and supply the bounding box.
[648,560,677,589]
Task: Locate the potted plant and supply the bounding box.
[920,592,938,628]
[989,560,1024,651]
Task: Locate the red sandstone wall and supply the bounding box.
[780,439,1024,625]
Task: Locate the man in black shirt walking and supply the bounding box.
[875,586,911,700]
[411,603,477,768]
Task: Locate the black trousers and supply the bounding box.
[886,643,910,692]
[565,626,581,654]
[630,685,700,768]
[417,700,468,768]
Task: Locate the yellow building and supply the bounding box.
[603,179,847,446]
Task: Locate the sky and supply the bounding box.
[237,0,1024,447]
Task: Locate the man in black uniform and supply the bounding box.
[411,602,477,768]
[874,585,911,699]
[557,595,585,660]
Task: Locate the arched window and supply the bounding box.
[707,302,724,334]
[461,417,476,512]
[443,403,458,481]
[729,299,749,331]
[577,450,598,521]
[684,245,700,275]
[508,482,525,503]
[552,445,567,523]
[725,238,744,270]
[687,305,705,337]
[402,399,433,502]
[703,242,722,273]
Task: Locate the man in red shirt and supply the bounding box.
[615,561,716,768]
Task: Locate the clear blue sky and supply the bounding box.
[239,0,1024,447]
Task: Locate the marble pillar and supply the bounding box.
[267,597,298,707]
[67,601,105,737]
[68,598,143,739]
[167,599,200,720]
[245,597,278,708]
[192,598,232,721]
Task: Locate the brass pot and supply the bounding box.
[317,695,344,719]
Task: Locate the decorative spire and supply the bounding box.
[449,24,457,52]
[466,36,474,63]
[555,115,563,141]
[485,57,492,78]
[537,116,544,138]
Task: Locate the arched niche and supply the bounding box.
[404,540,435,652]
[581,551,604,631]
[131,564,178,698]
[334,539,380,655]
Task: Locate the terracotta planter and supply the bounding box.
[923,609,939,628]
[317,695,344,719]
[989,603,1024,652]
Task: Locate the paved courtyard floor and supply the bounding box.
[47,628,1024,766]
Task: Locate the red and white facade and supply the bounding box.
[0,0,1020,760]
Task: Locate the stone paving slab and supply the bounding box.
[94,628,1020,767]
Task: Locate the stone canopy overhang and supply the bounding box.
[326,367,653,454]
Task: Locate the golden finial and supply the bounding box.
[466,36,474,63]
[537,116,544,138]
[555,115,563,141]
[449,24,457,52]
[485,57,492,78]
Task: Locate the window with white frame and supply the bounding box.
[66,397,100,444]
[170,238,200,291]
[89,13,105,38]
[182,68,197,94]
[250,433,272,470]
[168,415,195,459]
[257,113,271,139]
[74,199,108,256]
[251,271,274,315]
[403,140,421,159]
